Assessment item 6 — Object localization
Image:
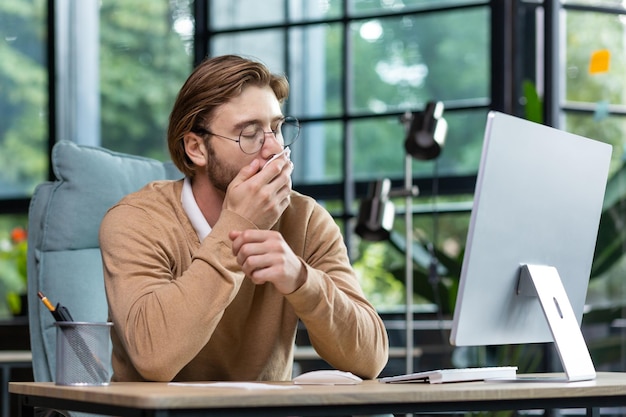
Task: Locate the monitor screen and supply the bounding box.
[450,111,612,381]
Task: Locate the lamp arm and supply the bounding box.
[388,186,419,199]
[404,153,414,375]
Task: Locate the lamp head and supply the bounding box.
[404,101,448,160]
[355,178,395,242]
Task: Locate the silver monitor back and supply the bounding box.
[450,111,612,347]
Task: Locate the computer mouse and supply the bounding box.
[292,369,363,385]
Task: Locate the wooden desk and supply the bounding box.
[11,372,626,417]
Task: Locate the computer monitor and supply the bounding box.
[450,111,612,382]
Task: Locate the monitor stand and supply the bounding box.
[516,264,596,382]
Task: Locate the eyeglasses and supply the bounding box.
[192,116,300,154]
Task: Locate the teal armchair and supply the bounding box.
[27,140,182,384]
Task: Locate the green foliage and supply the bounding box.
[522,80,542,124]
[591,163,626,278]
[0,226,28,318]
[0,0,47,195]
[320,8,490,182]
[0,0,192,192]
[388,232,463,315]
[354,211,468,315]
[99,0,192,159]
[353,242,405,310]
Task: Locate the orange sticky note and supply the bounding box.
[589,49,610,74]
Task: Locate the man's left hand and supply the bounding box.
[229,229,306,294]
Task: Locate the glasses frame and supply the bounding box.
[192,116,300,155]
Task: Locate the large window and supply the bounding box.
[0,0,193,200]
[0,0,48,202]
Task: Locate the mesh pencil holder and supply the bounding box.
[54,321,113,386]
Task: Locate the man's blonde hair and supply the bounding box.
[167,55,290,177]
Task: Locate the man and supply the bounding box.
[99,54,389,382]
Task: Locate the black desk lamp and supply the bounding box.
[404,101,447,161]
[355,179,395,242]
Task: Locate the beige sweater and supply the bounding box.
[99,180,388,382]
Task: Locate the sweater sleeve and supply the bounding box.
[100,200,256,381]
[284,204,389,379]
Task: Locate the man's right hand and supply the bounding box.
[222,154,293,229]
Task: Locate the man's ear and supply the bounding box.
[183,132,208,168]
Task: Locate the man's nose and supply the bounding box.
[261,131,284,153]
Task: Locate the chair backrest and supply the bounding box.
[27,140,182,382]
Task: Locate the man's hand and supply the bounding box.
[229,229,306,294]
[223,154,293,229]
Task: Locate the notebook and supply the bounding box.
[379,366,518,384]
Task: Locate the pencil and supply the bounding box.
[38,291,73,321]
[38,291,54,311]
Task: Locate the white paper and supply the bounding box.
[262,147,291,170]
[168,382,301,390]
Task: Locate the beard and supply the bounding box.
[205,140,240,193]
